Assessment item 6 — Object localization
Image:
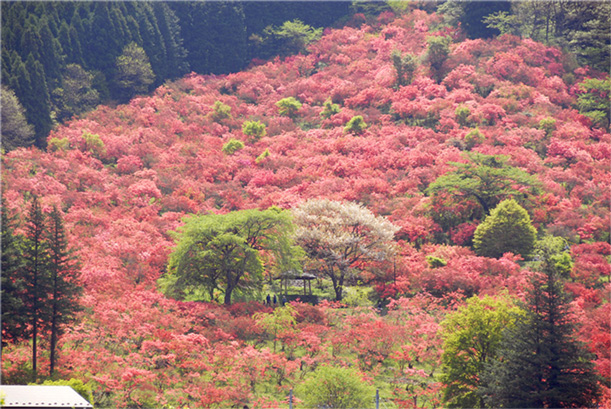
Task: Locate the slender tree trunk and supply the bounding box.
[49,271,59,376]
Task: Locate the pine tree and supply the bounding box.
[21,196,51,381]
[480,238,602,408]
[46,206,82,377]
[1,197,27,351]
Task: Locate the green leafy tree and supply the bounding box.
[242,120,267,140]
[165,208,298,305]
[292,199,399,301]
[297,365,376,409]
[344,115,367,135]
[276,97,302,118]
[440,295,522,408]
[427,153,540,216]
[253,19,322,58]
[221,139,244,155]
[473,199,537,259]
[46,206,82,377]
[320,98,340,119]
[0,85,35,151]
[480,240,602,408]
[114,42,155,102]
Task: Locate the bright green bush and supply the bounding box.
[211,100,231,121]
[242,120,266,140]
[455,105,471,127]
[297,365,375,409]
[276,97,302,118]
[344,115,367,134]
[255,148,270,164]
[48,137,70,152]
[221,139,244,155]
[473,199,537,259]
[320,98,340,119]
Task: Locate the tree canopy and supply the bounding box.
[164,208,299,305]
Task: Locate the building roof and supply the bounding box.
[0,385,93,408]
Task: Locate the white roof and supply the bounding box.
[1,385,93,408]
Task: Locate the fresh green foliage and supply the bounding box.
[455,105,472,127]
[320,98,340,119]
[48,137,70,153]
[426,255,447,268]
[276,97,302,118]
[427,153,540,216]
[165,208,299,305]
[473,199,537,259]
[114,43,155,102]
[577,78,610,130]
[211,100,232,122]
[51,64,100,122]
[440,295,522,408]
[538,117,557,137]
[532,236,574,278]
[242,120,267,140]
[255,148,271,164]
[344,115,367,134]
[297,365,376,409]
[254,19,323,58]
[221,139,244,155]
[82,132,106,158]
[464,127,485,150]
[0,85,35,151]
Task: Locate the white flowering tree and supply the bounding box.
[292,199,399,301]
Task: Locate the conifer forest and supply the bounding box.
[1,1,609,408]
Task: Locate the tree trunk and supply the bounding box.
[224,284,233,305]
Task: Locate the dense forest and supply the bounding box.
[1,1,610,408]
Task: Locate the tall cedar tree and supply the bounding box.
[46,206,82,377]
[21,196,51,381]
[480,239,601,407]
[1,198,27,350]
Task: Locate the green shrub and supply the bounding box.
[473,199,536,259]
[464,127,485,150]
[242,120,266,140]
[320,98,340,119]
[255,148,270,164]
[82,132,106,157]
[427,255,448,268]
[538,117,556,137]
[276,97,302,118]
[297,365,375,409]
[221,139,244,155]
[48,137,70,152]
[455,105,471,127]
[344,115,367,134]
[211,100,231,121]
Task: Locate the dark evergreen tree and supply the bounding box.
[21,196,52,381]
[1,197,27,351]
[23,54,53,149]
[46,206,82,377]
[480,238,602,408]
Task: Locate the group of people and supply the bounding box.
[265,294,286,307]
